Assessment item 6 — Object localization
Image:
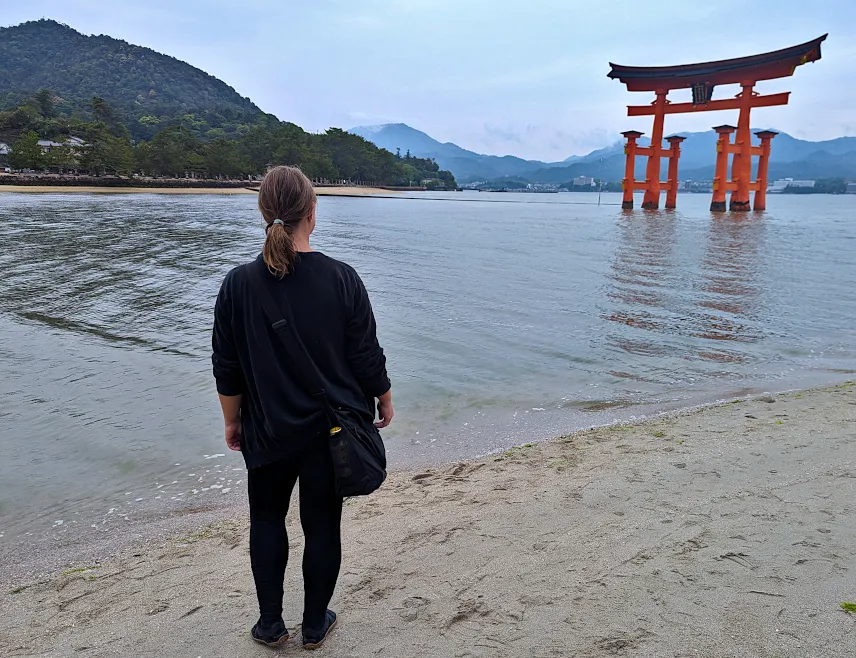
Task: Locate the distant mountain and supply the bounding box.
[0,19,262,140]
[656,130,856,172]
[680,149,856,182]
[562,142,624,165]
[349,123,569,182]
[352,123,856,184]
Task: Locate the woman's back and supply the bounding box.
[213,251,389,467]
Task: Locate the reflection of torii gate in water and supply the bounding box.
[608,35,827,211]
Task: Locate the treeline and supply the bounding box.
[1,92,457,188]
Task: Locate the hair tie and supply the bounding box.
[272,219,284,226]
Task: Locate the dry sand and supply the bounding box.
[2,384,854,657]
[0,186,394,196]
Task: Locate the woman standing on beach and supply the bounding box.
[211,166,393,649]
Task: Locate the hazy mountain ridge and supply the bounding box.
[351,123,856,184]
[349,123,571,181]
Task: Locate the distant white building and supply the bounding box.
[572,175,596,187]
[768,178,815,193]
[37,139,65,153]
[37,136,88,154]
[847,182,856,195]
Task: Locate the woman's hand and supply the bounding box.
[225,421,242,451]
[218,394,243,451]
[375,390,394,429]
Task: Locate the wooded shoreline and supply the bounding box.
[0,176,410,195]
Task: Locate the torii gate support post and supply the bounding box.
[621,130,644,209]
[753,130,778,211]
[730,83,756,211]
[642,90,668,209]
[711,125,737,212]
[665,135,685,209]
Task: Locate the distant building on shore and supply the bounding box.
[847,182,856,195]
[572,175,596,187]
[678,179,713,193]
[37,136,87,153]
[768,178,815,193]
[0,142,9,166]
[37,139,64,153]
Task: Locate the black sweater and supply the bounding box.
[212,252,390,468]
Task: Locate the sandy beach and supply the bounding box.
[2,384,854,657]
[0,185,395,196]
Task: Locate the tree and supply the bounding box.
[204,137,250,178]
[103,137,135,175]
[393,162,420,186]
[90,97,129,139]
[134,140,153,174]
[145,126,200,176]
[45,144,76,172]
[78,123,135,176]
[35,89,57,118]
[0,106,39,132]
[438,169,458,189]
[236,125,277,172]
[9,131,44,170]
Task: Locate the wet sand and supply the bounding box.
[2,384,854,657]
[0,185,395,196]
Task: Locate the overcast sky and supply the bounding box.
[2,1,853,161]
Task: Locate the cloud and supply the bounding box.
[482,124,523,145]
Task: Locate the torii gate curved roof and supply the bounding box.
[608,35,827,92]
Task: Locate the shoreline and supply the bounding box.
[0,382,834,579]
[0,185,396,196]
[2,382,854,656]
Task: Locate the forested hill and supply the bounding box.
[0,19,457,188]
[0,19,260,141]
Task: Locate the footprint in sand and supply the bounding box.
[146,601,169,616]
[399,596,429,622]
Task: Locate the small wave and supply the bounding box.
[18,311,195,357]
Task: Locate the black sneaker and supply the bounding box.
[302,610,338,650]
[251,617,290,647]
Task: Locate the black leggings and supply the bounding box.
[247,442,343,630]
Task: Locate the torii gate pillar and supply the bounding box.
[711,125,737,212]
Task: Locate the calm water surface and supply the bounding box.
[1,190,855,545]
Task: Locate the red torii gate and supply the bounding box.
[608,35,826,211]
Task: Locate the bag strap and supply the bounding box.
[246,259,339,425]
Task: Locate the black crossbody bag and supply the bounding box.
[247,260,387,497]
